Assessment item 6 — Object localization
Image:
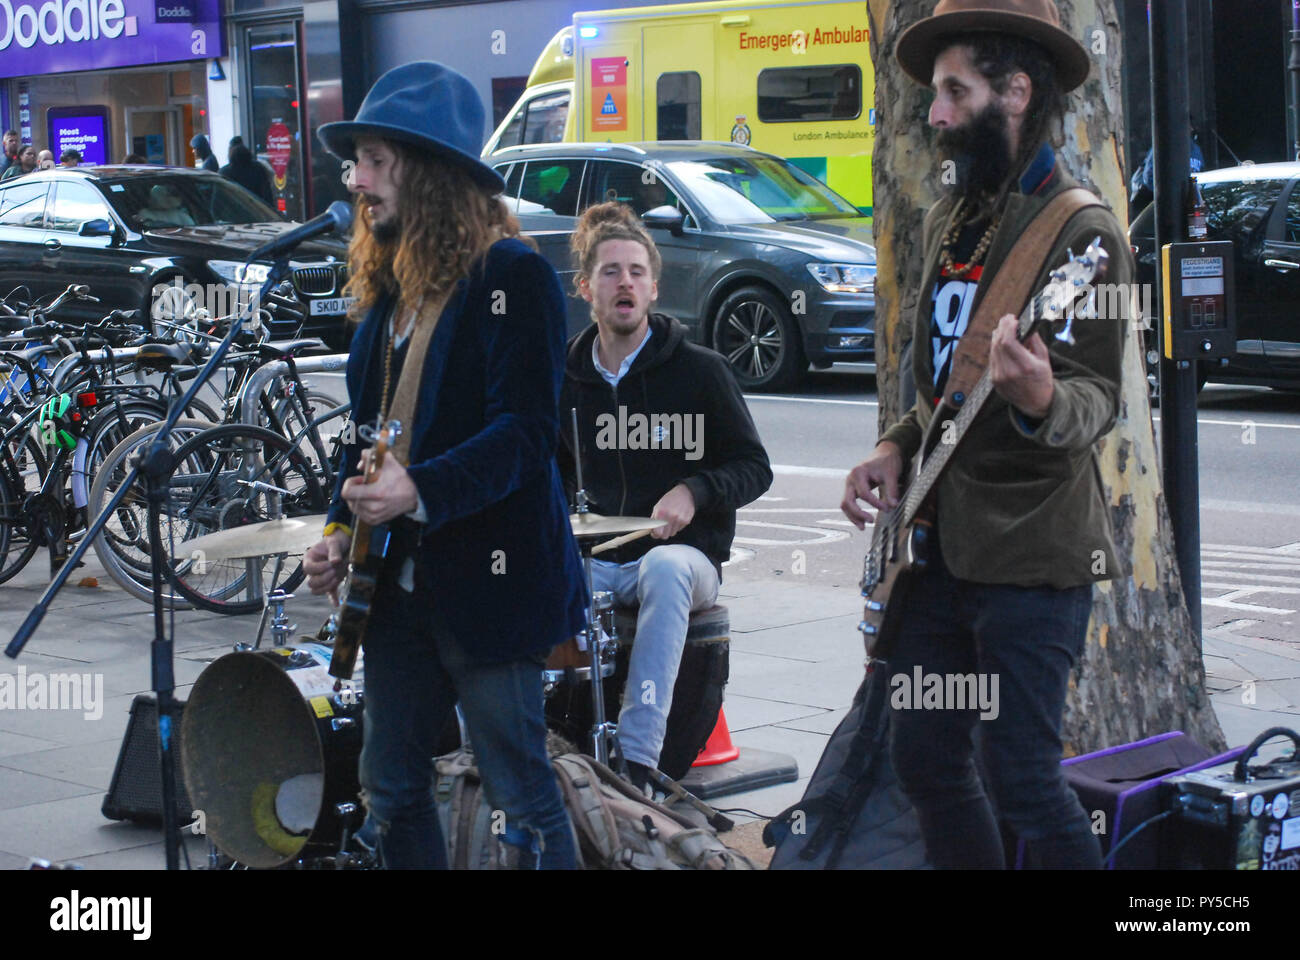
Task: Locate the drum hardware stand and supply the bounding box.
[570,409,625,773]
[243,556,292,652]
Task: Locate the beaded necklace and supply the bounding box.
[938,197,1001,279]
[380,295,423,419]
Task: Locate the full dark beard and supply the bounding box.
[936,100,1014,204]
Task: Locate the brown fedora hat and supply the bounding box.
[895,0,1091,92]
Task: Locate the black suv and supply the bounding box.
[491,142,877,391]
[1130,161,1300,394]
[0,167,352,347]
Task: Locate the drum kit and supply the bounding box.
[176,480,722,868]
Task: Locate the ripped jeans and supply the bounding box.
[358,579,577,869]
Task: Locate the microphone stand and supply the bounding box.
[6,255,296,869]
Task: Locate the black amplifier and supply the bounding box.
[1160,727,1300,870]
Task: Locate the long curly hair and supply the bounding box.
[569,201,662,297]
[343,141,525,321]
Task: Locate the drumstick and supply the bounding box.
[591,527,657,555]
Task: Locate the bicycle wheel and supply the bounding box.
[162,423,326,615]
[88,419,215,606]
[0,415,46,584]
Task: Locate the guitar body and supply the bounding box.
[859,498,933,661]
[321,419,402,682]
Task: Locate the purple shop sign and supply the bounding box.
[0,0,225,80]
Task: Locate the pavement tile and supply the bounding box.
[0,693,135,747]
[0,767,100,809]
[729,614,863,662]
[0,793,175,861]
[0,851,29,869]
[722,693,828,732]
[776,706,851,735]
[1,739,127,791]
[0,730,60,759]
[73,836,209,870]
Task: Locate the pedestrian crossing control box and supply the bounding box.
[1161,241,1235,361]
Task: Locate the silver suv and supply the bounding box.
[491,141,876,391]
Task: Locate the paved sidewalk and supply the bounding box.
[0,538,1297,869]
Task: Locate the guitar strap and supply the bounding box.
[939,187,1102,409]
[383,288,451,465]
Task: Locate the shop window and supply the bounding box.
[0,182,49,228]
[757,65,862,122]
[657,73,701,140]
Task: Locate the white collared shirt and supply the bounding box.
[593,326,652,387]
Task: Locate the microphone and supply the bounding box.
[246,201,353,264]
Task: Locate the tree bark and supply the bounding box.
[866,0,1225,754]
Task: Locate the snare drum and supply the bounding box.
[542,591,617,686]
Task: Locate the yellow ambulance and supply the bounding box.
[483,0,876,212]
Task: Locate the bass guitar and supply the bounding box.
[858,238,1110,659]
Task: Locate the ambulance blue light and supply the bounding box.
[578,26,599,38]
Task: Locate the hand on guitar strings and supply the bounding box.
[990,314,1055,420]
[342,447,421,526]
[304,529,351,603]
[842,440,902,530]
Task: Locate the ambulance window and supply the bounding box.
[520,160,585,216]
[523,92,571,145]
[498,111,526,150]
[657,72,701,140]
[757,65,862,122]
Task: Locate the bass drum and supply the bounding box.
[544,604,730,780]
[181,643,364,869]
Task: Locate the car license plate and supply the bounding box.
[309,296,356,316]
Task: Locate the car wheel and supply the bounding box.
[711,285,805,391]
[149,275,204,342]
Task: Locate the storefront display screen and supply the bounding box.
[48,106,110,165]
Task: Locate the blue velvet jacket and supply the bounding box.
[325,238,588,663]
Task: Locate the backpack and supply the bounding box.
[434,749,755,870]
[763,661,931,869]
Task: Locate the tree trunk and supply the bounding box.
[866,0,1225,754]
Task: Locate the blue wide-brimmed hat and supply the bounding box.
[318,61,504,193]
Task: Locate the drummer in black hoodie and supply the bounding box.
[558,202,772,791]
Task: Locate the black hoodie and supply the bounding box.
[558,313,773,575]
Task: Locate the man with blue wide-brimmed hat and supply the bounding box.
[303,61,585,869]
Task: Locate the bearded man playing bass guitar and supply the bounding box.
[302,62,585,869]
[840,0,1132,869]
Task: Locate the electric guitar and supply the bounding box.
[322,418,402,681]
[858,239,1110,659]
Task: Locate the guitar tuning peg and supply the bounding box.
[1055,315,1077,347]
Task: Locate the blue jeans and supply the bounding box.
[358,580,577,869]
[887,542,1101,869]
[590,545,720,770]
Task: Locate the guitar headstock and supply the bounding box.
[1034,237,1110,347]
[359,418,402,482]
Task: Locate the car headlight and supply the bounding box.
[807,262,875,294]
[207,260,272,286]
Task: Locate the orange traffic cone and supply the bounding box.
[692,707,740,767]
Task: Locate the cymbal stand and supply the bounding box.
[570,408,622,769]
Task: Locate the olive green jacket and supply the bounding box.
[879,162,1132,588]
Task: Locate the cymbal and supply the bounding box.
[173,515,329,562]
[569,512,665,539]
